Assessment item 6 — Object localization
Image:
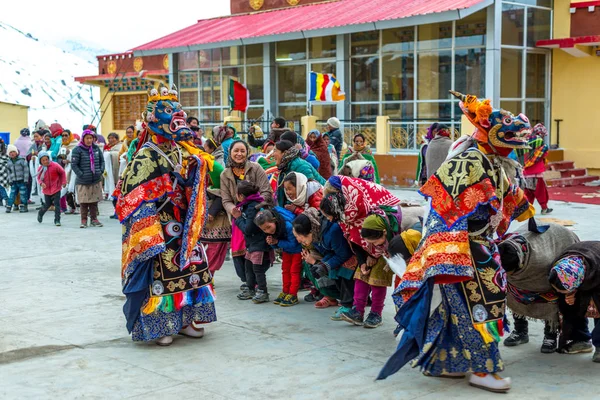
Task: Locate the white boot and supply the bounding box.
[156,335,174,346]
[179,322,205,338]
[469,373,511,393]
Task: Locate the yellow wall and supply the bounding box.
[550,0,600,169]
[99,86,116,137]
[0,102,29,145]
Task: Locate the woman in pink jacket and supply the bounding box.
[36,151,67,226]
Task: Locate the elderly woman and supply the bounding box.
[306,129,332,180]
[220,140,273,294]
[340,134,380,183]
[71,130,105,228]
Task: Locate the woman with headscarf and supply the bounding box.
[103,132,123,198]
[322,133,338,173]
[204,138,224,166]
[273,140,325,207]
[340,134,380,183]
[221,140,273,295]
[15,128,32,160]
[516,123,553,215]
[425,124,453,178]
[548,241,600,363]
[118,125,137,175]
[282,172,323,215]
[71,129,105,228]
[306,129,332,180]
[213,125,238,165]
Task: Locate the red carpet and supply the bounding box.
[548,185,600,205]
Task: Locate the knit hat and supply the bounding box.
[20,128,30,137]
[38,150,50,161]
[7,144,18,155]
[327,117,340,129]
[81,129,96,139]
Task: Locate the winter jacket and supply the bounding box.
[221,161,273,216]
[248,127,290,148]
[289,185,324,215]
[235,199,270,253]
[71,144,105,185]
[271,208,302,254]
[304,154,320,170]
[37,161,67,195]
[328,128,343,157]
[7,157,29,183]
[313,220,355,280]
[277,158,325,207]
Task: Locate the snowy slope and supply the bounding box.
[0,22,100,132]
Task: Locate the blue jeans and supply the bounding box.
[8,181,29,207]
[0,185,7,201]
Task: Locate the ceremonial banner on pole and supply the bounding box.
[309,72,345,102]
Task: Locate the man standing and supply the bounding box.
[326,117,343,160]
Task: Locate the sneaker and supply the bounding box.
[593,349,600,363]
[541,208,553,215]
[90,219,103,227]
[273,292,286,305]
[364,312,383,329]
[303,292,321,302]
[37,212,43,223]
[12,205,18,212]
[55,221,61,227]
[540,332,558,354]
[5,206,11,213]
[504,330,529,347]
[80,222,88,229]
[240,283,249,291]
[109,214,118,219]
[28,199,34,205]
[331,306,351,321]
[252,289,270,304]
[469,373,511,393]
[561,341,594,354]
[19,205,28,213]
[280,294,299,307]
[341,307,364,326]
[237,289,255,300]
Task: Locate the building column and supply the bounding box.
[263,43,277,120]
[336,34,349,121]
[168,53,179,89]
[486,2,501,104]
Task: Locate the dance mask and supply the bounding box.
[144,85,193,142]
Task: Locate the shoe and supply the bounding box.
[541,332,558,354]
[12,205,18,212]
[90,219,103,227]
[561,341,594,354]
[37,212,43,223]
[468,373,511,393]
[156,335,174,346]
[303,292,320,302]
[341,307,364,326]
[80,222,88,229]
[252,289,270,304]
[28,199,34,205]
[5,206,10,213]
[65,209,75,215]
[504,330,529,347]
[240,283,249,291]
[237,289,255,300]
[19,204,28,213]
[280,294,299,307]
[363,312,383,329]
[593,349,600,363]
[109,214,118,219]
[273,292,286,305]
[315,296,338,309]
[541,208,553,215]
[55,221,61,227]
[179,323,205,338]
[331,306,351,321]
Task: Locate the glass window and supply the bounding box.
[351,103,379,121]
[310,36,336,59]
[199,49,221,69]
[278,65,306,103]
[200,70,221,107]
[381,27,415,53]
[455,48,485,96]
[418,21,452,51]
[179,71,198,90]
[500,100,522,115]
[222,67,244,107]
[222,46,243,66]
[245,44,263,64]
[311,104,336,120]
[311,62,336,75]
[246,107,264,119]
[382,53,414,101]
[527,7,551,47]
[351,31,379,55]
[502,4,525,46]
[514,0,552,7]
[526,52,546,98]
[525,102,545,126]
[200,108,222,122]
[180,90,199,108]
[500,49,523,98]
[246,65,264,105]
[178,51,199,70]
[417,102,452,120]
[417,51,452,100]
[351,57,379,102]
[278,106,305,124]
[276,39,306,61]
[383,103,414,120]
[455,9,487,48]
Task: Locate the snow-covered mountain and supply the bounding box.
[0,22,101,132]
[54,39,113,65]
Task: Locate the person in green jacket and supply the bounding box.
[274,140,325,207]
[340,133,380,183]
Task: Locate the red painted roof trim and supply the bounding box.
[75,69,168,83]
[570,1,600,9]
[536,35,600,48]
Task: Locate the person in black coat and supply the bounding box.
[234,181,271,304]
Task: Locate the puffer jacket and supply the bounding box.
[7,157,29,183]
[71,144,105,185]
[235,199,270,253]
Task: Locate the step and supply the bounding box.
[558,168,587,178]
[547,161,575,171]
[546,175,599,188]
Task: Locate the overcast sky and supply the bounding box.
[2,0,231,51]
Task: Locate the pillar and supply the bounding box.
[224,112,243,133]
[301,115,318,138]
[460,114,476,137]
[486,1,501,104]
[335,34,349,120]
[263,43,277,120]
[376,115,390,154]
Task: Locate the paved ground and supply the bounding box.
[1,190,598,399]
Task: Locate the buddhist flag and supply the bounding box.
[309,72,345,102]
[229,79,249,112]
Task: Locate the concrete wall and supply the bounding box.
[0,102,29,144]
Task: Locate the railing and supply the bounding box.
[197,120,301,139]
[388,119,461,152]
[316,120,377,150]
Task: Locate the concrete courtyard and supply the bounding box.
[0,189,598,399]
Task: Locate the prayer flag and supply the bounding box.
[229,79,249,112]
[309,72,345,102]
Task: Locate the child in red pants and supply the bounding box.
[255,207,302,307]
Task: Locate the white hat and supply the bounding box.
[327,117,340,129]
[7,144,18,155]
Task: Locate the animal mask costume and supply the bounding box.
[144,85,194,143]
